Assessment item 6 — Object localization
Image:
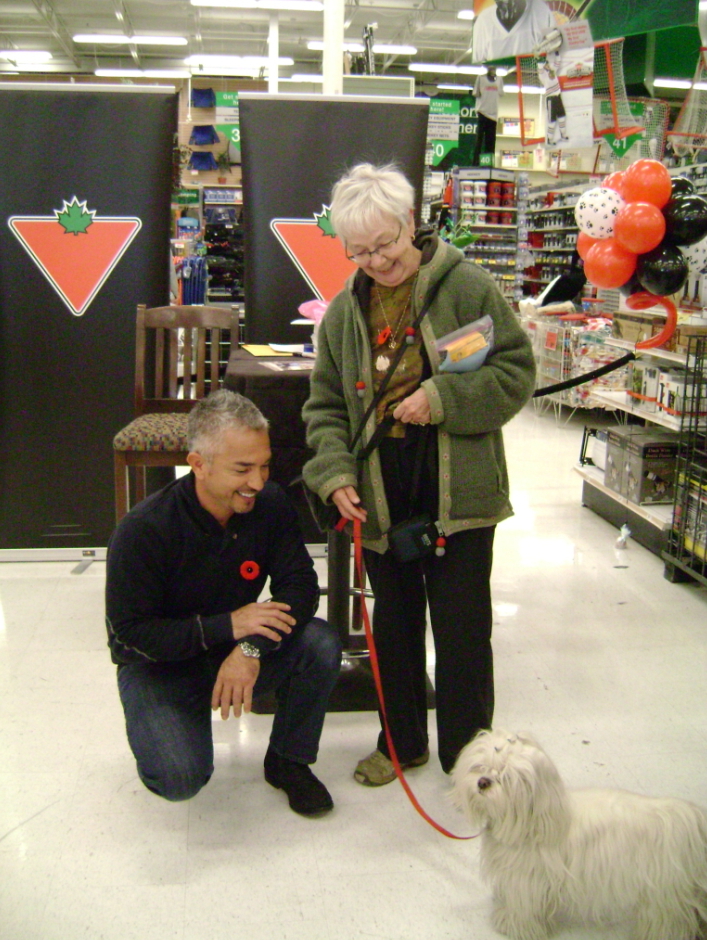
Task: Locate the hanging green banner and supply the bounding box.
[427,98,460,167]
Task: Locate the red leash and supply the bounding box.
[351,518,477,840]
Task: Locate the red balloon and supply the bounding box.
[584,238,637,289]
[602,171,626,197]
[626,292,678,350]
[613,201,666,254]
[621,159,672,209]
[577,231,600,260]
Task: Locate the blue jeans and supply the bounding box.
[117,618,341,802]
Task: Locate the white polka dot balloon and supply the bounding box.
[574,187,626,239]
[680,234,707,274]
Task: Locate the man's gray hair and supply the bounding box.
[187,388,269,459]
[329,162,415,246]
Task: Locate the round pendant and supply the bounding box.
[375,354,390,372]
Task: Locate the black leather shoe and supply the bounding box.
[264,749,333,816]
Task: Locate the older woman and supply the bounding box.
[302,163,535,785]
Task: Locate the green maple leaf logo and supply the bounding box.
[55,197,96,236]
[314,205,336,237]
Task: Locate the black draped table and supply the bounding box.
[223,347,380,711]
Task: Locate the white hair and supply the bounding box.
[451,728,707,940]
[329,162,415,245]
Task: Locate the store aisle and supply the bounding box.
[1,402,706,940]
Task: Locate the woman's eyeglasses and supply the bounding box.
[346,224,402,264]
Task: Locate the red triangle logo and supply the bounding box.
[271,208,356,302]
[8,197,142,316]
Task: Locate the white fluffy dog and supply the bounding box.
[451,729,707,940]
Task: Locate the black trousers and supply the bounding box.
[473,112,497,166]
[363,435,495,773]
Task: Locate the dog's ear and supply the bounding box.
[499,740,569,846]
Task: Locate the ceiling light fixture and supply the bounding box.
[503,84,544,94]
[307,40,364,52]
[283,73,324,82]
[186,54,293,66]
[95,69,192,78]
[73,34,188,45]
[0,50,53,63]
[652,78,692,89]
[437,83,474,91]
[190,0,324,10]
[306,40,416,55]
[373,43,417,55]
[457,9,476,19]
[408,62,485,75]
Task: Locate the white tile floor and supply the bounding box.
[2,402,707,940]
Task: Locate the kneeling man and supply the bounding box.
[106,389,341,816]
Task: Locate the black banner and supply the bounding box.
[0,86,177,550]
[239,94,430,345]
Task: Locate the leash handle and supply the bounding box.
[351,518,477,841]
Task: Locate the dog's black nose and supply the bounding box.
[478,776,492,790]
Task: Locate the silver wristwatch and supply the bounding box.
[239,641,262,659]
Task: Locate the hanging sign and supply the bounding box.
[214,91,241,158]
[428,98,460,167]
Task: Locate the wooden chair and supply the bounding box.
[113,304,240,522]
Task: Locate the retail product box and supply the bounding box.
[624,429,679,504]
[591,427,608,470]
[604,426,640,497]
[626,359,659,413]
[611,311,664,345]
[679,479,707,559]
[656,366,700,417]
[500,117,534,137]
[500,150,534,170]
[672,323,707,355]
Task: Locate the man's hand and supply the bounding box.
[230,601,295,643]
[212,646,260,719]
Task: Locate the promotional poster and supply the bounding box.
[0,87,176,551]
[239,94,430,345]
[470,0,697,63]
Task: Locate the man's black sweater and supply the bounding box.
[105,473,319,665]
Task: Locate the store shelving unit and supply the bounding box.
[524,318,628,414]
[451,167,528,305]
[662,335,707,583]
[202,185,245,305]
[524,186,584,297]
[573,341,692,557]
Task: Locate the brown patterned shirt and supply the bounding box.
[367,273,423,437]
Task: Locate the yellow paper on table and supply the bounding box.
[243,344,291,357]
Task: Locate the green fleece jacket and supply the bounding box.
[302,230,536,552]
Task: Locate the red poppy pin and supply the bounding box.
[240,560,260,581]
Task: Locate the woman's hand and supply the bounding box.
[393,387,431,426]
[331,485,368,522]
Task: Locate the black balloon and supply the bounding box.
[618,272,642,298]
[671,176,695,198]
[637,241,688,296]
[663,194,707,246]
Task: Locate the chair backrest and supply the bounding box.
[134,304,240,415]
